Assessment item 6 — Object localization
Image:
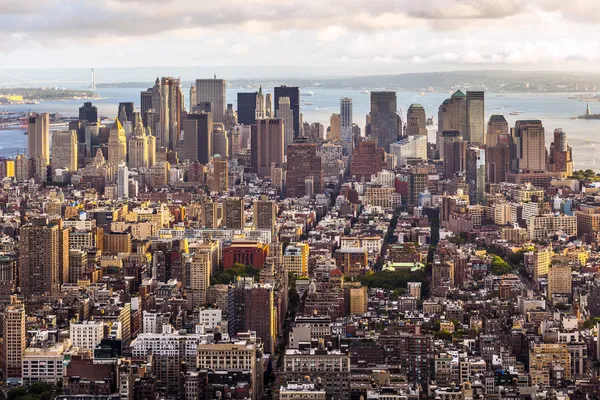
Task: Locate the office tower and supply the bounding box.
[183,112,213,164]
[140,78,161,129]
[274,86,300,139]
[349,140,386,181]
[117,165,129,198]
[548,264,572,299]
[370,91,399,152]
[513,120,546,172]
[265,93,273,118]
[79,101,98,123]
[51,130,77,174]
[228,281,276,353]
[254,199,276,233]
[255,87,265,119]
[340,97,353,153]
[407,165,429,207]
[328,113,341,141]
[437,91,468,155]
[549,128,574,177]
[389,135,427,166]
[129,112,151,169]
[208,154,228,194]
[159,77,182,150]
[276,97,293,154]
[20,219,61,296]
[212,123,228,158]
[466,91,485,144]
[187,252,211,306]
[108,118,127,165]
[237,92,258,125]
[196,77,226,123]
[406,104,427,136]
[118,102,134,124]
[189,83,196,111]
[251,119,284,178]
[223,197,244,230]
[28,113,50,180]
[486,134,510,183]
[466,146,486,204]
[285,139,323,198]
[443,136,467,178]
[1,304,25,381]
[486,114,508,147]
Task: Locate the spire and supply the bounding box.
[258,86,263,96]
[113,117,123,131]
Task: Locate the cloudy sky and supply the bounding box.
[2,0,600,75]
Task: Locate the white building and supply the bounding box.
[22,340,70,385]
[70,321,104,350]
[199,309,222,331]
[389,135,427,166]
[117,164,129,198]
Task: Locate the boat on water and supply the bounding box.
[361,90,369,94]
[301,91,314,96]
[304,102,313,106]
[420,92,425,96]
[509,112,521,115]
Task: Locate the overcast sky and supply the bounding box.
[2,0,600,74]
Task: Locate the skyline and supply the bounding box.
[2,0,600,73]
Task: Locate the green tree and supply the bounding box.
[491,255,513,275]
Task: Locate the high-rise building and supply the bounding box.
[486,135,510,183]
[189,83,196,111]
[349,140,386,182]
[129,112,152,169]
[237,92,258,125]
[159,77,182,150]
[406,104,427,136]
[254,199,276,233]
[51,130,77,174]
[1,304,26,382]
[187,252,211,307]
[208,154,228,194]
[118,102,134,124]
[512,120,546,172]
[548,264,572,300]
[437,91,468,156]
[196,77,226,123]
[370,91,399,152]
[223,197,244,230]
[443,137,467,179]
[466,91,485,144]
[68,249,87,283]
[140,78,161,131]
[408,165,429,207]
[117,165,129,198]
[466,146,486,204]
[285,139,323,198]
[183,112,213,164]
[265,93,273,118]
[274,86,300,139]
[108,118,127,166]
[486,115,508,147]
[251,119,284,178]
[79,101,98,123]
[19,218,62,296]
[276,97,294,154]
[283,243,309,276]
[28,112,50,181]
[549,128,574,177]
[328,113,341,141]
[340,97,353,154]
[212,123,228,158]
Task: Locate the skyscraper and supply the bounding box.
[265,93,273,118]
[208,154,228,194]
[285,139,323,198]
[328,113,341,141]
[189,83,196,111]
[223,197,244,230]
[160,77,182,150]
[183,112,213,164]
[466,91,485,144]
[274,86,300,139]
[486,114,508,147]
[370,91,399,152]
[407,165,429,207]
[349,140,386,182]
[340,97,353,153]
[549,129,574,177]
[118,102,134,124]
[486,135,510,183]
[129,112,151,169]
[28,113,50,181]
[276,97,293,154]
[406,104,427,136]
[140,78,161,130]
[513,120,546,172]
[51,130,78,174]
[466,146,486,204]
[108,118,127,166]
[437,91,467,157]
[20,218,61,296]
[251,119,284,178]
[212,123,229,158]
[254,198,277,234]
[196,77,226,123]
[1,304,25,382]
[256,86,265,119]
[117,165,129,198]
[237,92,258,125]
[79,101,98,123]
